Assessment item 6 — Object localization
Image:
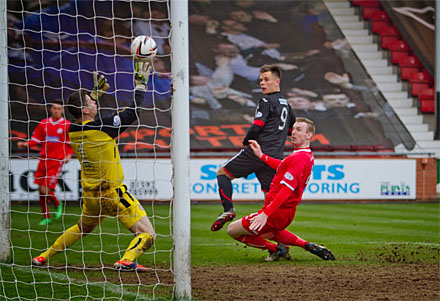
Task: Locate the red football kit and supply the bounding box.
[242,148,314,235]
[28,117,74,189]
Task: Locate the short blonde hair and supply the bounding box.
[295,117,315,135]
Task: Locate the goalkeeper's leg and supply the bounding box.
[113,185,156,271]
[121,216,156,262]
[32,216,101,266]
[114,216,156,271]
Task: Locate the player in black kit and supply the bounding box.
[211,64,295,231]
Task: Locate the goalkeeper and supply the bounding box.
[32,62,156,272]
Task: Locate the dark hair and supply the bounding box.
[46,99,64,111]
[260,64,282,80]
[66,89,89,119]
[49,99,63,106]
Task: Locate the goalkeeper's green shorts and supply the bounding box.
[81,184,147,229]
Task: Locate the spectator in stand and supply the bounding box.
[229,9,279,43]
[190,45,255,110]
[17,101,74,226]
[218,19,282,62]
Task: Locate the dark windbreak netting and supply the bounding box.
[8,0,415,155]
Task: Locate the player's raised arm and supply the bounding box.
[249,139,282,170]
[242,98,269,146]
[113,61,152,127]
[90,71,110,102]
[248,140,263,158]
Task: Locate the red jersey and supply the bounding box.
[262,148,314,216]
[28,117,74,160]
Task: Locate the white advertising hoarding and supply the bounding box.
[10,158,416,201]
[189,159,417,200]
[10,159,173,201]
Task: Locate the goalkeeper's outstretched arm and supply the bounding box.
[115,61,152,125]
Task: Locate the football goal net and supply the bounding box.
[1,0,190,299]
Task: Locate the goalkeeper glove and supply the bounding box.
[134,61,152,92]
[90,71,110,101]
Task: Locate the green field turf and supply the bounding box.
[1,202,439,300]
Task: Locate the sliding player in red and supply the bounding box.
[227,117,335,261]
[17,101,74,226]
[211,64,295,231]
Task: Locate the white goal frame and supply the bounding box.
[0,0,10,264]
[170,0,191,299]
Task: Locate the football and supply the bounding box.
[130,35,157,62]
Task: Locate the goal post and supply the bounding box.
[170,0,192,299]
[0,0,10,263]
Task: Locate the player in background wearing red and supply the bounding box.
[227,118,335,261]
[17,101,74,226]
[211,64,295,231]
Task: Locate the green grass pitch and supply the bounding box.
[1,202,439,300]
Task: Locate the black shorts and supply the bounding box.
[222,148,276,192]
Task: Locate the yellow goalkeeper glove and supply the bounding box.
[90,71,110,101]
[134,61,152,92]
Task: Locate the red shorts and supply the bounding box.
[241,207,297,236]
[34,159,63,190]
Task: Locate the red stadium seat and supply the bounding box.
[351,0,363,6]
[418,88,435,113]
[399,56,421,69]
[358,0,381,8]
[378,26,400,49]
[420,100,435,113]
[362,7,381,20]
[370,10,390,33]
[411,70,434,85]
[409,72,432,97]
[399,56,422,81]
[388,40,410,64]
[418,87,435,100]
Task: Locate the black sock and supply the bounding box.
[217,175,233,211]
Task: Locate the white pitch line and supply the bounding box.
[5,265,156,300]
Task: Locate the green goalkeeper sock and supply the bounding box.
[120,233,153,262]
[40,224,82,260]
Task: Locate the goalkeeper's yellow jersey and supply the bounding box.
[69,120,123,191]
[68,90,144,191]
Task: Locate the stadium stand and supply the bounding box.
[9,0,436,156]
[326,0,438,157]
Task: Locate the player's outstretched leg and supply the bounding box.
[38,194,52,226]
[265,244,291,262]
[48,191,63,220]
[54,200,63,220]
[31,224,83,266]
[31,256,46,266]
[211,175,236,231]
[114,232,154,272]
[211,208,236,231]
[305,242,336,261]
